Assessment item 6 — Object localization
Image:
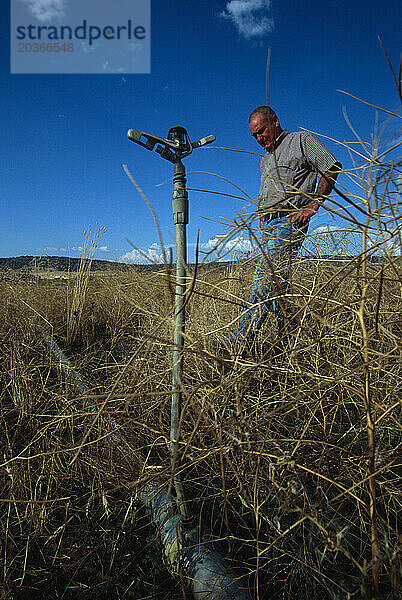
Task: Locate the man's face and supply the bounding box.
[249,113,281,151]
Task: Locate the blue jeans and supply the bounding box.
[232,214,309,349]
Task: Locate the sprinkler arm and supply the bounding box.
[127,127,215,163]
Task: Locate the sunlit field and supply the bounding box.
[1,59,401,600]
[0,243,400,599]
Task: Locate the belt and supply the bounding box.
[264,211,286,221]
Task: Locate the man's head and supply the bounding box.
[249,106,282,151]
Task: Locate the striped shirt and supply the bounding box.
[258,130,338,211]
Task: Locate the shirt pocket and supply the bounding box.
[264,163,297,200]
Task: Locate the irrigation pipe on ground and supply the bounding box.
[40,326,251,600]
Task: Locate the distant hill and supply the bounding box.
[0,255,132,272]
[0,254,390,274]
[0,255,230,274]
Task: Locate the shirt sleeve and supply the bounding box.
[301,133,338,174]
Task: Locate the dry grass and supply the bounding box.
[0,248,400,599]
[1,59,401,600]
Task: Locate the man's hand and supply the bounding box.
[288,162,341,225]
[288,202,320,224]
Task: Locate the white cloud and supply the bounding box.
[42,245,109,255]
[311,225,349,236]
[367,225,402,256]
[307,223,402,257]
[119,242,172,265]
[21,0,66,22]
[81,41,96,54]
[201,234,253,259]
[306,224,360,256]
[128,42,143,53]
[221,0,274,39]
[118,235,254,264]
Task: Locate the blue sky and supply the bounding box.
[2,0,401,262]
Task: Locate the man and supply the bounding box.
[232,106,341,351]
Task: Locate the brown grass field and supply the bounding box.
[1,60,401,600]
[0,248,400,599]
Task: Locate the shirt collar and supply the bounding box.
[267,129,289,153]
